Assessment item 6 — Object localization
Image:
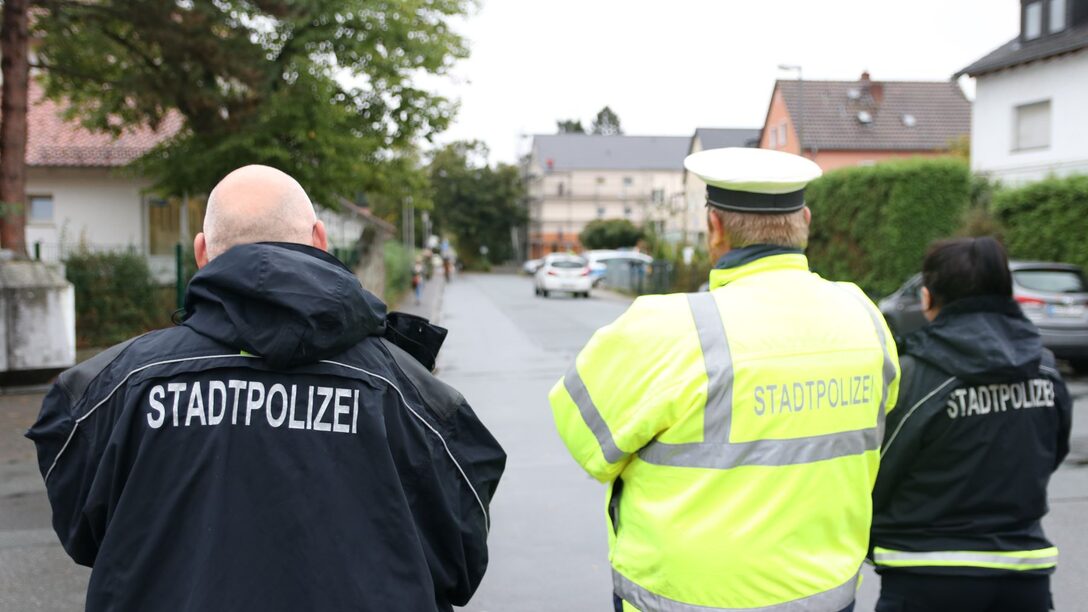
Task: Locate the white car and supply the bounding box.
[534,255,592,298]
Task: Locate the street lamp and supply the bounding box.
[778,64,804,157]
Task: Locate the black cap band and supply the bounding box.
[706,185,805,214]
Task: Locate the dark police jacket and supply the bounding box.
[871,296,1072,577]
[27,243,506,611]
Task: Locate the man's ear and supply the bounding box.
[803,205,812,225]
[194,233,210,269]
[706,209,729,254]
[312,220,328,252]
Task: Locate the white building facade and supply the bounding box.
[526,135,688,258]
[959,0,1088,183]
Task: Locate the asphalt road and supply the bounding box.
[1,272,1086,611]
[444,274,1088,612]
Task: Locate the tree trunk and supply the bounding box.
[0,0,30,256]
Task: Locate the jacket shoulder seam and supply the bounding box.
[882,375,959,457]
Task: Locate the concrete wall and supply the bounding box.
[971,48,1088,183]
[0,260,75,377]
[25,167,152,258]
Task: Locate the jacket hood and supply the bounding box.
[903,295,1042,384]
[182,242,386,368]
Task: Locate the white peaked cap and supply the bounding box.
[684,147,823,213]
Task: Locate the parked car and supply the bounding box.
[534,254,592,298]
[879,261,1088,372]
[523,258,544,275]
[585,250,653,287]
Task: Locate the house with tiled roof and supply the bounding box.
[956,0,1088,183]
[22,80,374,279]
[759,72,971,171]
[24,80,184,269]
[525,134,689,256]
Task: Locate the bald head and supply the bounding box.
[195,165,326,267]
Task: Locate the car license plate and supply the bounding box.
[1046,303,1085,318]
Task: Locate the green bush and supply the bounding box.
[580,219,644,250]
[806,157,971,296]
[383,240,413,304]
[65,250,163,347]
[992,174,1088,270]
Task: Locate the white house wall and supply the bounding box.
[25,167,151,258]
[972,49,1088,183]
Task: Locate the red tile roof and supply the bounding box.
[773,78,970,152]
[27,80,182,167]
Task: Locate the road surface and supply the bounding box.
[1,272,1085,611]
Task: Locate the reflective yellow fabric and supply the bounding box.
[550,253,900,611]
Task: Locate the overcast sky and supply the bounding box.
[425,0,1021,163]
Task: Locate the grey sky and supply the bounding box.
[427,0,1020,163]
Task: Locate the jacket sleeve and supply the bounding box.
[549,295,695,483]
[382,340,506,607]
[1043,352,1072,470]
[24,339,136,567]
[872,356,933,512]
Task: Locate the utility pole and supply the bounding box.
[402,196,415,261]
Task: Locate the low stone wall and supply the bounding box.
[0,258,76,383]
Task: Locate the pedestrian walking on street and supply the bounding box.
[26,165,505,612]
[870,237,1072,612]
[413,259,425,305]
[549,148,900,612]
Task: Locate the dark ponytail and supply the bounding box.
[922,236,1012,308]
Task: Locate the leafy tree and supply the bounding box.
[430,141,526,268]
[591,106,622,135]
[556,119,585,134]
[580,219,643,250]
[33,0,472,207]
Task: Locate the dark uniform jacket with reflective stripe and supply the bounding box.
[27,242,505,611]
[871,296,1072,576]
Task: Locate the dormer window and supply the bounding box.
[1025,1,1043,39]
[1049,0,1066,32]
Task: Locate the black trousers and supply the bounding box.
[876,572,1052,612]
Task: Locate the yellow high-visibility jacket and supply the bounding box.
[550,251,900,612]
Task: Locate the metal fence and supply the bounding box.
[602,259,674,295]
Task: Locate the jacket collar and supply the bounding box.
[708,244,808,289]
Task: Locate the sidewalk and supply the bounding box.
[393,273,446,324]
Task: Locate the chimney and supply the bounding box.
[860,71,884,106]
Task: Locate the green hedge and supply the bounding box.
[383,240,413,304]
[580,219,644,250]
[992,174,1088,270]
[65,251,163,347]
[806,157,971,296]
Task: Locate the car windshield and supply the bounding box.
[1013,268,1088,293]
[550,260,586,269]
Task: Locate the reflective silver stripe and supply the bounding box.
[880,377,956,458]
[613,569,859,612]
[46,354,260,481]
[687,292,733,443]
[873,550,1058,568]
[638,288,889,470]
[837,286,896,441]
[564,365,626,464]
[639,427,880,469]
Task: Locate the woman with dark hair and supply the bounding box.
[870,237,1072,612]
